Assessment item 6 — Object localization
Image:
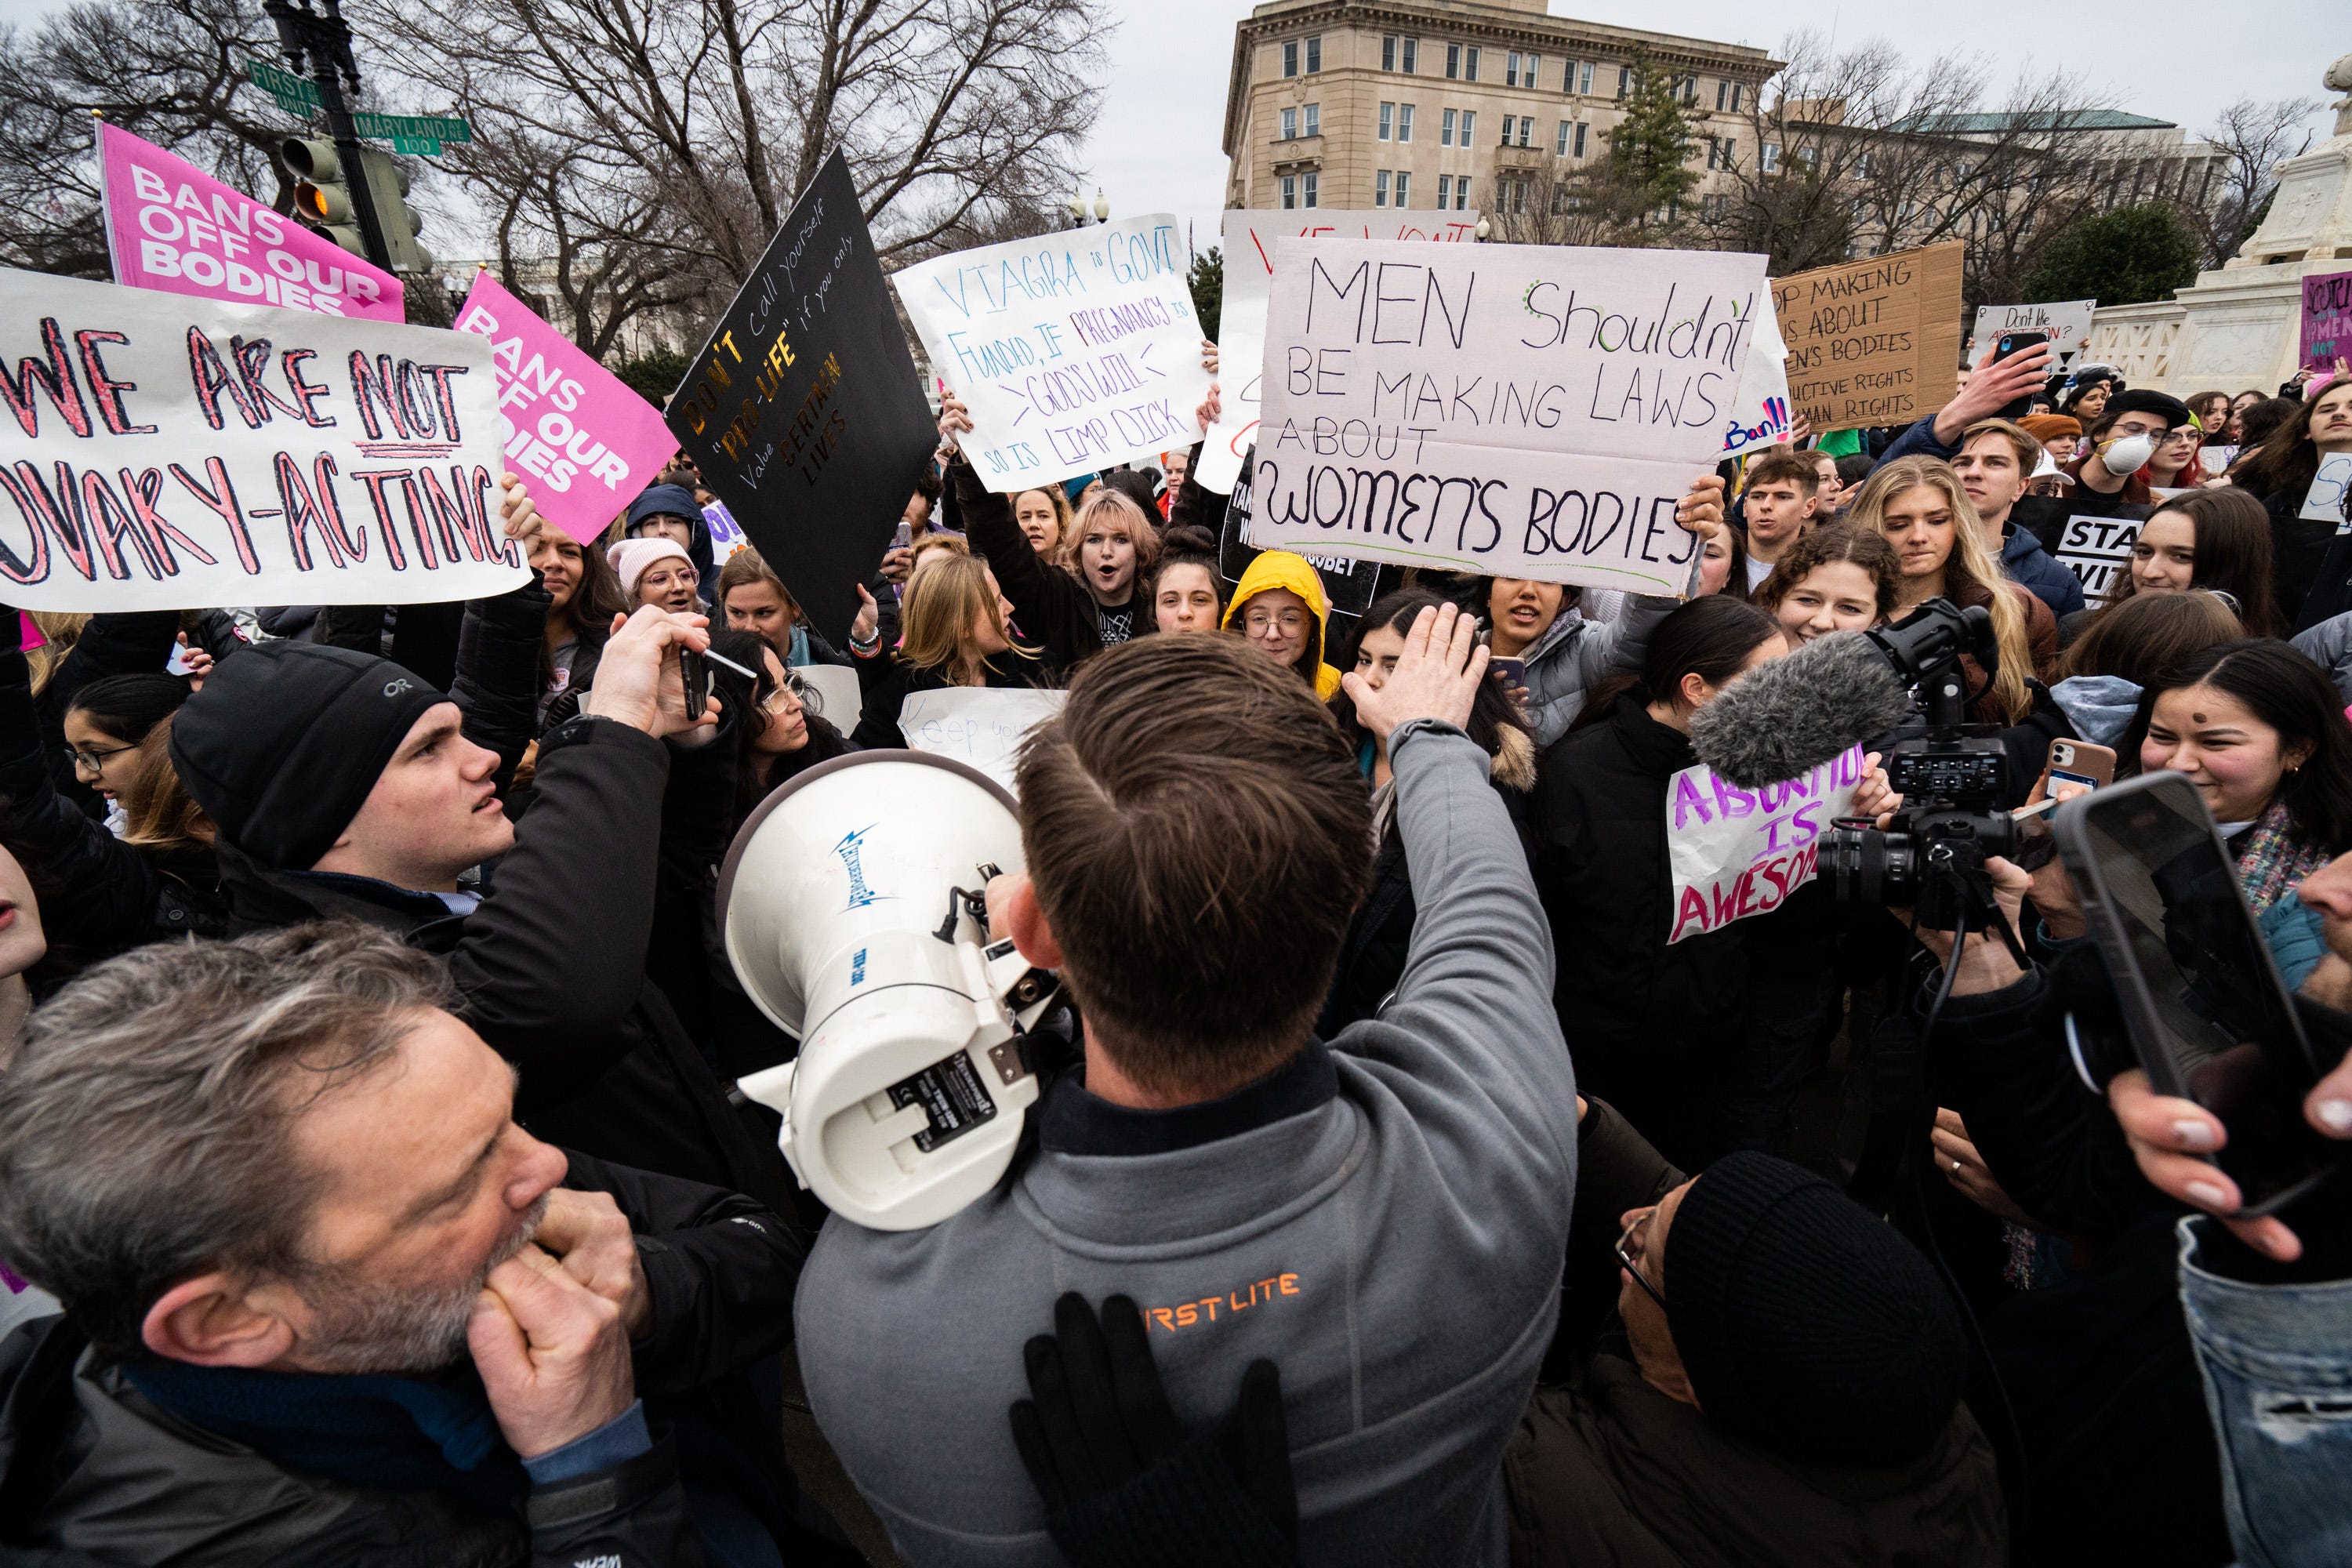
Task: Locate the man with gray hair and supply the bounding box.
[0,922,817,1565]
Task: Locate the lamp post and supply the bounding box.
[1067,187,1110,228]
[1474,216,1491,241]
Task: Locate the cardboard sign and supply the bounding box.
[1719,304,1791,456]
[0,268,521,612]
[1667,746,1865,944]
[1199,209,1479,494]
[1217,451,1381,621]
[668,150,938,644]
[96,122,401,323]
[2053,512,2146,601]
[1247,238,1767,595]
[895,216,1213,492]
[1972,299,2096,370]
[2303,270,2352,370]
[2303,452,2352,529]
[1773,241,1964,434]
[897,685,1067,796]
[453,273,676,546]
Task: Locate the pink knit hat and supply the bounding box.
[606,535,694,597]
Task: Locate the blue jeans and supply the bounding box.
[2178,1216,2352,1568]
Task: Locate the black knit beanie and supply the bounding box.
[169,641,445,871]
[1663,1151,1965,1467]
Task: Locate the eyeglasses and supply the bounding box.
[760,681,803,717]
[69,742,136,774]
[2160,429,2198,446]
[1243,609,1308,634]
[1615,1208,1668,1312]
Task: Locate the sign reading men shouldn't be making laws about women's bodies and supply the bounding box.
[1247,240,1770,596]
[0,269,524,612]
[895,216,1215,492]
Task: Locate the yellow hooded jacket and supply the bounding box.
[1221,550,1345,700]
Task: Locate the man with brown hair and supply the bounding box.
[796,608,1578,1566]
[1949,417,2086,617]
[1737,448,1822,590]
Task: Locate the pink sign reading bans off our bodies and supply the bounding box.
[454,273,680,545]
[96,122,402,323]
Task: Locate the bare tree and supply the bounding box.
[352,0,1111,351]
[2189,95,2325,267]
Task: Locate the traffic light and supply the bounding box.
[283,137,434,274]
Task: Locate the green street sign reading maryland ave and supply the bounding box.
[354,113,472,145]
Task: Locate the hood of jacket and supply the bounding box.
[210,833,470,949]
[1492,723,1538,792]
[1221,550,1343,699]
[2049,673,2143,746]
[1518,601,1591,670]
[2000,524,2054,569]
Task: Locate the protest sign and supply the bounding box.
[1667,745,1865,944]
[792,661,862,733]
[2304,270,2352,369]
[2052,512,2147,601]
[668,149,937,644]
[1217,449,1380,622]
[1199,209,1479,494]
[894,216,1214,493]
[0,268,523,612]
[1971,299,2096,370]
[1246,238,1768,595]
[897,686,1067,796]
[453,271,676,545]
[96,122,401,323]
[2303,452,2352,529]
[1773,242,1964,434]
[1719,304,1791,456]
[702,499,751,558]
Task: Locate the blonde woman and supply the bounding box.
[845,553,1047,749]
[1012,485,1074,557]
[1845,456,2055,723]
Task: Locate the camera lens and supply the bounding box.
[1824,825,1917,906]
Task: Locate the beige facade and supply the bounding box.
[1219,0,1778,217]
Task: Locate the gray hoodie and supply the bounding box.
[1513,593,1676,748]
[794,722,1576,1566]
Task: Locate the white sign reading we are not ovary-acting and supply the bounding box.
[1248,240,1770,597]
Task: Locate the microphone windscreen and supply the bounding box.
[1688,630,1913,789]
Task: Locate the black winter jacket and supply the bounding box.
[950,454,1142,669]
[848,643,1054,752]
[209,715,791,1215]
[0,1152,804,1567]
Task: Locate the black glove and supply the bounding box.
[1010,1292,1298,1566]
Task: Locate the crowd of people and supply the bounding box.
[0,318,2346,1568]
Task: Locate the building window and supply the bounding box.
[1280,173,1297,208]
[1573,122,1588,158]
[1375,169,1391,208]
[1499,114,1515,146]
[1517,116,1532,148]
[1682,74,1697,105]
[1853,151,1870,179]
[1437,173,1453,207]
[1715,79,1728,111]
[1282,40,1297,78]
[1304,103,1319,137]
[1395,172,1410,207]
[1465,45,1479,81]
[1617,65,1632,99]
[1452,176,1470,210]
[1403,38,1417,72]
[1511,180,1526,215]
[1440,107,1456,147]
[1507,51,1522,88]
[1281,107,1296,140]
[1396,103,1414,142]
[1305,35,1320,72]
[1556,119,1570,155]
[1704,136,1719,169]
[1445,42,1460,78]
[1578,60,1595,95]
[1379,102,1393,140]
[1528,54,1541,91]
[1760,142,1781,172]
[1382,34,1396,71]
[1731,83,1743,111]
[1303,171,1318,207]
[1459,110,1475,145]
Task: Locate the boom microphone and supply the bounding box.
[1688,629,1915,789]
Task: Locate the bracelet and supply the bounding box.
[849,630,881,655]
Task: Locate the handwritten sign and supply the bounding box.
[1773,242,1964,434]
[0,267,521,612]
[895,216,1213,493]
[1218,449,1380,621]
[2303,452,2352,529]
[1199,209,1478,495]
[1667,746,1864,943]
[669,150,938,644]
[897,685,1067,796]
[1972,299,2096,371]
[1719,304,1791,456]
[96,121,401,323]
[1247,238,1767,595]
[454,272,675,545]
[2304,270,2352,370]
[2053,512,2147,601]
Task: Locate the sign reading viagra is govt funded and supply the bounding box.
[1247,239,1771,597]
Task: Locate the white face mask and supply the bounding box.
[2100,432,2157,474]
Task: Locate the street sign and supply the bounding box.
[354,112,471,144]
[244,58,321,121]
[390,136,442,156]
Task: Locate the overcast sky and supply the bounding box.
[1085,0,2339,253]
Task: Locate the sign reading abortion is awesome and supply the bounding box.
[895,215,1215,492]
[1198,209,1479,494]
[668,150,938,643]
[97,121,402,322]
[1773,242,1963,434]
[456,272,677,545]
[1247,239,1769,596]
[1667,746,1866,944]
[0,268,522,612]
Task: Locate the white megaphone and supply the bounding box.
[718,751,1058,1230]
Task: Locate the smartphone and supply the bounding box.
[2046,738,2117,794]
[1490,656,1528,690]
[2054,773,2347,1213]
[678,647,710,723]
[1991,329,2052,420]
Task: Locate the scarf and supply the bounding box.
[2234,798,2332,916]
[122,1356,526,1512]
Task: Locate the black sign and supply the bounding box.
[1217,448,1382,624]
[667,149,936,644]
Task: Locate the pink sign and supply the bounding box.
[96,122,402,323]
[455,272,680,545]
